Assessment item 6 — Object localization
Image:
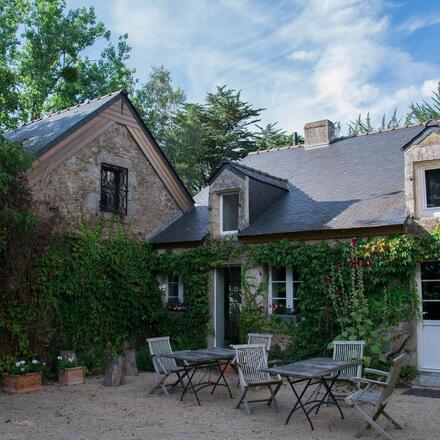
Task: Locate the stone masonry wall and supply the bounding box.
[31,123,181,238]
[208,168,249,239]
[405,131,440,234]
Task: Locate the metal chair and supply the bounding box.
[146,336,187,396]
[232,344,283,415]
[345,353,408,440]
[247,333,273,352]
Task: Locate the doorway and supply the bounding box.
[214,267,242,347]
[417,262,440,372]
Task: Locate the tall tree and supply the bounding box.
[171,86,262,192]
[0,0,26,130]
[254,122,294,149]
[133,66,186,158]
[0,0,134,130]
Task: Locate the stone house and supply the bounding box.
[5,90,440,380]
[150,119,440,379]
[4,90,194,238]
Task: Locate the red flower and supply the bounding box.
[351,238,357,248]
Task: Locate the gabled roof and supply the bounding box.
[4,91,124,158]
[3,90,194,210]
[150,123,430,245]
[209,159,290,190]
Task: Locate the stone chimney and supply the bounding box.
[304,119,335,148]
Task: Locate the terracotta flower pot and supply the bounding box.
[58,366,84,385]
[2,372,43,394]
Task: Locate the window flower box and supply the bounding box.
[2,372,42,394]
[58,366,84,385]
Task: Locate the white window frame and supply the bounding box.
[419,164,440,217]
[165,275,184,303]
[220,191,239,235]
[268,266,300,314]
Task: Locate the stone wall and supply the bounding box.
[405,131,440,234]
[208,168,249,239]
[31,123,181,238]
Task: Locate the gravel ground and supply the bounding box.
[0,372,438,440]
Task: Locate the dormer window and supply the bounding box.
[100,163,128,214]
[419,165,440,217]
[220,192,239,234]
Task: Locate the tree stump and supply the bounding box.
[123,349,138,376]
[103,355,125,387]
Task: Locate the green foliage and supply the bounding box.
[254,123,295,149]
[8,358,45,375]
[0,0,134,129]
[407,82,440,124]
[399,364,417,384]
[57,356,77,372]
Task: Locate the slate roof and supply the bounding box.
[150,123,430,245]
[149,205,209,245]
[3,91,124,158]
[209,159,290,190]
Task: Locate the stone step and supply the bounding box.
[412,371,440,388]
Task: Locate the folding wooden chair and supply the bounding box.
[247,333,273,352]
[333,340,365,383]
[146,336,187,397]
[345,353,408,440]
[233,344,282,415]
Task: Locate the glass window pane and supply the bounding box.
[272,283,286,299]
[272,298,287,306]
[422,301,440,320]
[168,283,178,296]
[272,266,286,281]
[425,169,440,208]
[222,193,239,231]
[421,262,440,280]
[422,281,440,300]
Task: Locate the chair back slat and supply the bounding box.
[233,344,270,386]
[247,333,273,352]
[147,336,178,374]
[380,353,408,402]
[333,340,365,379]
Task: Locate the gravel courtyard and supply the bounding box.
[0,372,438,440]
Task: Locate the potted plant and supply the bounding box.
[58,356,84,385]
[2,359,44,394]
[272,304,300,324]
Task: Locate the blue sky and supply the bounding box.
[67,0,440,133]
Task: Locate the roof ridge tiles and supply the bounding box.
[247,121,432,156]
[12,89,124,131]
[231,160,289,183]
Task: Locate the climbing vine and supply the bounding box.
[3,210,440,374]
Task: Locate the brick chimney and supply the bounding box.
[304,119,335,148]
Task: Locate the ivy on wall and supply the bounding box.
[3,219,440,374]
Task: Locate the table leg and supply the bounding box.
[285,377,315,430]
[320,374,344,419]
[211,359,233,398]
[180,366,201,406]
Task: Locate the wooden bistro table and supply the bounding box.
[162,347,235,405]
[263,357,359,430]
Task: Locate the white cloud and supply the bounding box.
[104,0,439,133]
[422,79,439,97]
[287,50,317,62]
